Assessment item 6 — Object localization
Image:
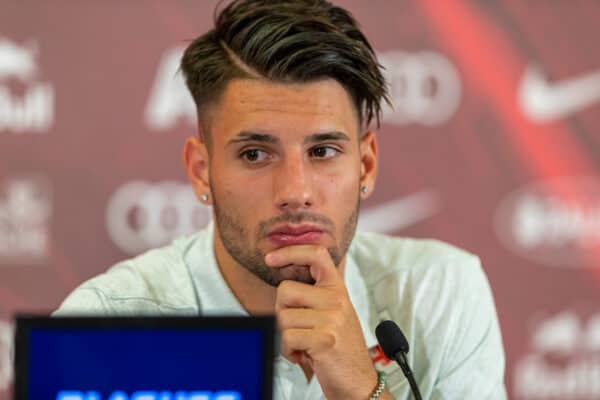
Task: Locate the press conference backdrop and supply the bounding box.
[1,1,599,398]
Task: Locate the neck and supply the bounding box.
[212,230,347,315]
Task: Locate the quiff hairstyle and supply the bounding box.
[180,0,390,145]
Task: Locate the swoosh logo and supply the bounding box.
[358,190,440,233]
[519,64,600,122]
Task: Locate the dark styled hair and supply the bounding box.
[180,0,390,142]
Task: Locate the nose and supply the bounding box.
[273,154,314,212]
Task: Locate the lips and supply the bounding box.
[267,224,325,245]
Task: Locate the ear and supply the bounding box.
[359,130,378,200]
[183,136,211,204]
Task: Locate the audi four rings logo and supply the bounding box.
[106,181,212,254]
[378,50,462,126]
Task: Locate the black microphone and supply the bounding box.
[375,320,422,400]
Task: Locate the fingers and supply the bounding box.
[277,308,343,330]
[276,282,350,365]
[275,280,345,311]
[266,245,340,287]
[268,244,351,365]
[281,328,336,361]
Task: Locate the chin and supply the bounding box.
[276,264,315,285]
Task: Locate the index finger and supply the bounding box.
[265,245,341,287]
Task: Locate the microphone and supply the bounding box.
[375,320,422,400]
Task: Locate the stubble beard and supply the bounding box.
[212,189,360,287]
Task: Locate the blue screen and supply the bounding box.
[26,327,265,400]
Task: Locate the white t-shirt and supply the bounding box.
[54,221,507,399]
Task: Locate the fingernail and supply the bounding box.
[266,253,276,265]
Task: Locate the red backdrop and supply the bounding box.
[2,1,600,398]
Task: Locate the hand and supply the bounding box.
[266,245,379,400]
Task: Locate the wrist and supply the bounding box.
[338,367,379,400]
[348,368,382,400]
[368,371,387,400]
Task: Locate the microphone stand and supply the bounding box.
[393,350,422,400]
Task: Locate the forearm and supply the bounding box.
[378,389,395,400]
[364,371,395,400]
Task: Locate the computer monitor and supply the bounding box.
[14,316,275,400]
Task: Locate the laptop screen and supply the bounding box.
[14,316,275,400]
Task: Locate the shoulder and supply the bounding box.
[349,231,505,395]
[349,230,483,290]
[349,231,490,339]
[54,233,202,315]
[350,230,490,320]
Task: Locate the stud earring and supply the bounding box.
[200,194,209,202]
[361,185,368,194]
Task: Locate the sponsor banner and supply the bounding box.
[378,50,461,126]
[106,181,212,255]
[357,190,440,234]
[495,177,600,268]
[0,176,52,264]
[514,310,600,399]
[518,64,600,123]
[145,46,197,132]
[0,37,54,133]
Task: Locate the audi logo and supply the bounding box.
[106,181,212,254]
[378,50,462,126]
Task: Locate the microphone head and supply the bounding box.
[375,320,409,359]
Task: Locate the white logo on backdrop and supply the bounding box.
[107,181,439,255]
[0,177,52,263]
[514,311,600,399]
[0,37,54,133]
[143,46,462,131]
[106,181,212,254]
[357,189,440,234]
[0,320,13,391]
[519,64,600,123]
[494,177,600,268]
[378,50,461,126]
[145,46,196,131]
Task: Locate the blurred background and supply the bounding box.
[2,0,600,398]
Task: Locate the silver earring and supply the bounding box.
[361,185,368,194]
[200,194,209,202]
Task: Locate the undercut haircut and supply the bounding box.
[180,0,390,146]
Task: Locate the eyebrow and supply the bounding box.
[227,131,351,146]
[305,131,351,144]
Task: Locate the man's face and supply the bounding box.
[203,78,371,286]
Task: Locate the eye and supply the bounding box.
[310,146,340,159]
[240,148,269,163]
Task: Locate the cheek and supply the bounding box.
[320,165,359,196]
[214,170,268,215]
[318,170,359,218]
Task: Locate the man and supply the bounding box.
[55,0,507,398]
